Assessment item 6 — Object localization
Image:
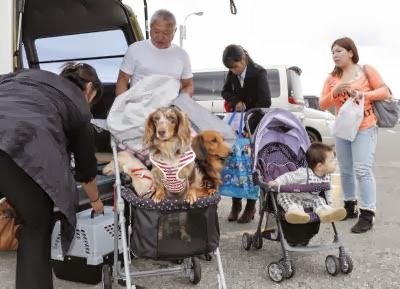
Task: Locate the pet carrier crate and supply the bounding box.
[51,206,122,284]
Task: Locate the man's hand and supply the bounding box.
[82,179,104,214]
[235,101,245,111]
[90,199,104,214]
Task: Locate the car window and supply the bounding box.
[193,70,227,101]
[304,96,321,110]
[265,69,280,98]
[287,68,304,104]
[30,30,127,82]
[193,68,281,100]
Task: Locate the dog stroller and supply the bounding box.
[100,76,227,289]
[241,108,353,283]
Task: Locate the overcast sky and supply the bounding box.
[125,0,399,97]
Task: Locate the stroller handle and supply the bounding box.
[259,180,331,194]
[244,108,271,139]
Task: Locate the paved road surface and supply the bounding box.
[1,127,400,289]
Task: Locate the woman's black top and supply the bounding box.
[221,60,271,132]
[0,69,97,251]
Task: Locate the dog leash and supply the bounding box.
[130,168,155,194]
[130,168,153,180]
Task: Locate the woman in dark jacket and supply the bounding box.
[222,44,271,223]
[0,63,104,289]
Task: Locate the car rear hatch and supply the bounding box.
[20,0,140,69]
[17,0,144,208]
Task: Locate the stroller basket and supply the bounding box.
[122,188,220,260]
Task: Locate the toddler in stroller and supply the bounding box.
[241,108,353,283]
[268,142,346,224]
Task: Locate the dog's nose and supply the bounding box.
[158,130,166,137]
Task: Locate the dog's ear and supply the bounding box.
[143,111,156,146]
[192,134,208,160]
[175,108,191,147]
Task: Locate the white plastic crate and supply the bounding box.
[51,206,122,265]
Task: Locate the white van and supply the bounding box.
[192,66,335,145]
[193,65,304,114]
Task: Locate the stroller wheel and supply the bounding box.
[102,264,112,289]
[325,255,340,276]
[267,262,285,283]
[204,253,213,261]
[279,258,295,279]
[241,233,252,250]
[188,257,202,284]
[340,255,353,274]
[252,233,263,250]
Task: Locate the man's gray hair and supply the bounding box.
[150,9,176,27]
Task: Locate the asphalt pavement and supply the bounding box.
[1,127,400,289]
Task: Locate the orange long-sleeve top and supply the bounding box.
[319,65,390,130]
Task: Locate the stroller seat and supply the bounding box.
[241,108,353,283]
[122,188,220,260]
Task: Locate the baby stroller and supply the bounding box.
[100,76,227,289]
[241,108,353,283]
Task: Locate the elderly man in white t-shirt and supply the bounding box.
[115,9,194,97]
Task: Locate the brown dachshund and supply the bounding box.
[192,130,231,197]
[143,107,198,204]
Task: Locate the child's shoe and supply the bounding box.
[285,205,310,224]
[317,206,347,224]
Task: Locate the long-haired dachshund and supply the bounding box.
[143,107,200,204]
[192,130,231,197]
[102,151,154,198]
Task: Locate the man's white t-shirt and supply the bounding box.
[120,39,193,86]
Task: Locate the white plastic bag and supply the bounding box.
[333,96,364,141]
[223,112,242,133]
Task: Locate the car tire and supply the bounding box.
[306,128,320,143]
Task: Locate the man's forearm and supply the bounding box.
[115,83,128,96]
[181,85,193,96]
[81,179,100,202]
[115,70,131,96]
[180,78,194,97]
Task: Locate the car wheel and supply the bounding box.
[306,129,320,143]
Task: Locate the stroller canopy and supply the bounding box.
[106,75,180,150]
[253,108,310,169]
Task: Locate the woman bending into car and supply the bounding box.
[221,44,271,224]
[0,63,104,289]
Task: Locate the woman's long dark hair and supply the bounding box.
[60,62,103,104]
[222,44,254,68]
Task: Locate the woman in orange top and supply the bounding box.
[319,37,389,233]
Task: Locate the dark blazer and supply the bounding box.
[221,60,271,132]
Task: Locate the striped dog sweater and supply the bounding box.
[149,150,196,193]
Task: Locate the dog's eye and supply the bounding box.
[167,115,177,122]
[211,138,218,143]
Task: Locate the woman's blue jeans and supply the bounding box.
[335,126,378,211]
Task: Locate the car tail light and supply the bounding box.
[288,96,297,104]
[288,96,304,105]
